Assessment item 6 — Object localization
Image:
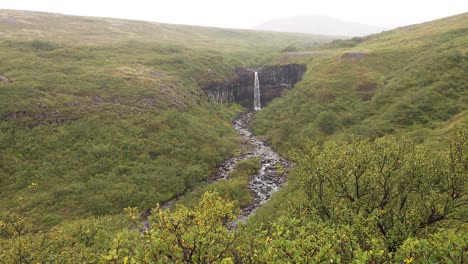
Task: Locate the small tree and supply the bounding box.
[107,191,243,263]
[294,123,467,252]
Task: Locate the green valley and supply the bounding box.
[0,10,332,226]
[0,9,467,263]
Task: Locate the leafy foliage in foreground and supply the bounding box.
[293,124,467,252]
[108,192,241,263]
[0,186,122,263]
[1,125,466,263]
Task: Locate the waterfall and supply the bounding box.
[254,71,261,111]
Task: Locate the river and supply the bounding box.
[142,112,291,229]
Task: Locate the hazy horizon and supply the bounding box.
[255,16,388,36]
[1,0,467,30]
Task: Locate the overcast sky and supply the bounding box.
[1,0,467,29]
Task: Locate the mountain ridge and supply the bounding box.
[254,15,388,36]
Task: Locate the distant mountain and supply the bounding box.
[254,16,388,37]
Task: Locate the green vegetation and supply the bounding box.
[0,187,125,263]
[0,10,330,228]
[292,129,466,252]
[253,13,468,151]
[1,9,467,263]
[249,13,468,262]
[1,122,467,262]
[178,158,260,208]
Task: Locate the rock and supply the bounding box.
[90,95,104,104]
[203,64,306,109]
[155,112,291,228]
[0,75,12,84]
[341,52,365,59]
[66,101,81,107]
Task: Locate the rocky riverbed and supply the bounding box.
[229,112,291,221]
[142,112,291,229]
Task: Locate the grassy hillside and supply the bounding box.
[244,14,468,261]
[0,10,334,227]
[251,12,468,229]
[252,12,468,152]
[0,10,332,61]
[1,10,467,263]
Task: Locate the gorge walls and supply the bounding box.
[204,64,306,109]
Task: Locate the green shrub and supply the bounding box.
[316,110,339,134]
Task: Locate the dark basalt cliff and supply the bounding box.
[204,64,306,109]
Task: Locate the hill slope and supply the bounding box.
[249,13,468,259]
[254,15,387,36]
[252,12,468,152]
[0,10,334,226]
[0,10,467,263]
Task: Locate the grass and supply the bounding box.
[252,12,468,153]
[0,10,334,227]
[250,12,468,228]
[0,10,466,263]
[178,158,261,209]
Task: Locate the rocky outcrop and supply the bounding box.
[0,74,13,84]
[341,51,365,59]
[204,64,306,109]
[3,110,75,126]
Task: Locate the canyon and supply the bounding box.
[203,64,306,109]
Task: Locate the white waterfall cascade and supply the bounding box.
[254,71,262,111]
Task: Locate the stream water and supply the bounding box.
[141,112,291,229]
[227,112,290,222]
[141,72,290,228]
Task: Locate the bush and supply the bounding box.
[29,40,59,51]
[315,110,339,134]
[281,45,298,52]
[293,124,467,252]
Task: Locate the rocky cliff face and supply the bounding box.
[204,64,306,109]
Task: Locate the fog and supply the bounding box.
[1,0,467,29]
